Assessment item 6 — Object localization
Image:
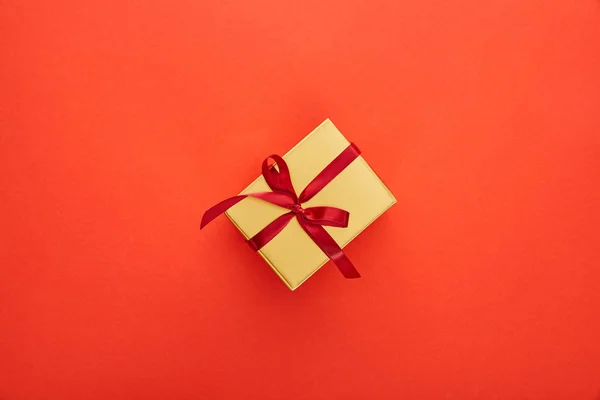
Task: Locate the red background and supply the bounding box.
[2,0,600,399]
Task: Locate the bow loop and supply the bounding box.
[301,206,349,228]
[262,155,297,201]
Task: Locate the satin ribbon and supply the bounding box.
[201,143,362,279]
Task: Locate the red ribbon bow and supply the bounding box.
[201,143,362,279]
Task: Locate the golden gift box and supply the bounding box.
[202,119,396,290]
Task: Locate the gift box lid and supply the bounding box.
[225,119,396,290]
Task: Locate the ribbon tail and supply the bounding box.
[201,195,247,229]
[201,191,297,229]
[299,221,361,279]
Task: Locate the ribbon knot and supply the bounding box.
[201,143,362,279]
[290,204,304,215]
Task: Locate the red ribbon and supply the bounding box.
[201,143,362,279]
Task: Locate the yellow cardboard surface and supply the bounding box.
[226,119,396,290]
